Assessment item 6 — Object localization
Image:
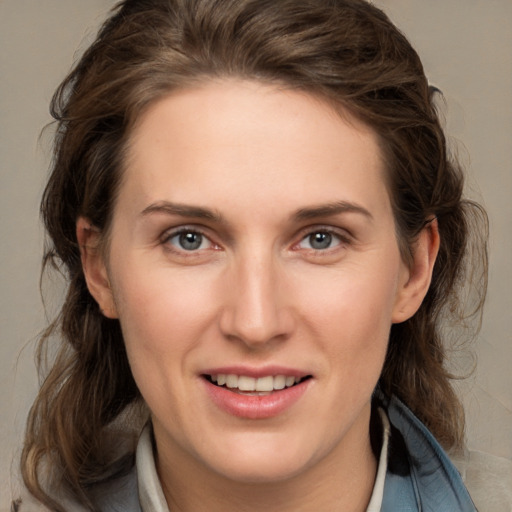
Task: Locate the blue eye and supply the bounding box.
[168,230,211,251]
[298,231,343,250]
[309,232,333,250]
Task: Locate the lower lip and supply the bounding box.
[202,378,311,419]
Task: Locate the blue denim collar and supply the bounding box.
[380,393,477,512]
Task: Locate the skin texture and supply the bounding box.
[78,80,439,512]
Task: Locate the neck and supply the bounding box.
[155,409,378,512]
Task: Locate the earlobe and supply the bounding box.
[392,219,440,324]
[76,217,118,319]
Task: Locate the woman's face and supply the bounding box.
[85,80,423,485]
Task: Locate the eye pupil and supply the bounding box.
[179,232,203,250]
[309,232,332,250]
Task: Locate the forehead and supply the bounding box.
[120,79,390,221]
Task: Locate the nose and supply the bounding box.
[219,252,295,349]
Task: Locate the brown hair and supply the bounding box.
[21,0,487,509]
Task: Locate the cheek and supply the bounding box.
[298,258,399,332]
[109,266,219,422]
[110,264,220,373]
[293,258,400,376]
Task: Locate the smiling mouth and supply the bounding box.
[204,374,312,395]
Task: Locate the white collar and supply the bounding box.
[136,426,170,512]
[365,408,390,512]
[136,410,390,512]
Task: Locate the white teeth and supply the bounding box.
[238,376,256,391]
[212,374,303,391]
[256,376,274,392]
[273,375,286,390]
[226,374,238,388]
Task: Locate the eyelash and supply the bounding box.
[293,226,352,253]
[161,226,217,255]
[160,225,352,256]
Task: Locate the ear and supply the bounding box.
[76,217,118,319]
[392,219,440,324]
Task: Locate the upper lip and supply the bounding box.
[200,365,311,379]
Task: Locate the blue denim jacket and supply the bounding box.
[88,395,477,512]
[380,394,476,511]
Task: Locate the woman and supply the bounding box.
[17,0,488,510]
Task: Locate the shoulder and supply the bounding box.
[12,492,86,512]
[91,467,142,512]
[381,394,477,512]
[451,449,512,512]
[14,468,141,512]
[388,396,512,511]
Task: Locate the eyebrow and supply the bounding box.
[140,199,373,224]
[140,201,224,223]
[292,201,373,222]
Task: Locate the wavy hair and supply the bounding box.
[21,0,487,509]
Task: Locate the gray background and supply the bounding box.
[1,1,511,508]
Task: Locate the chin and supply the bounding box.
[201,437,318,484]
[211,458,310,485]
